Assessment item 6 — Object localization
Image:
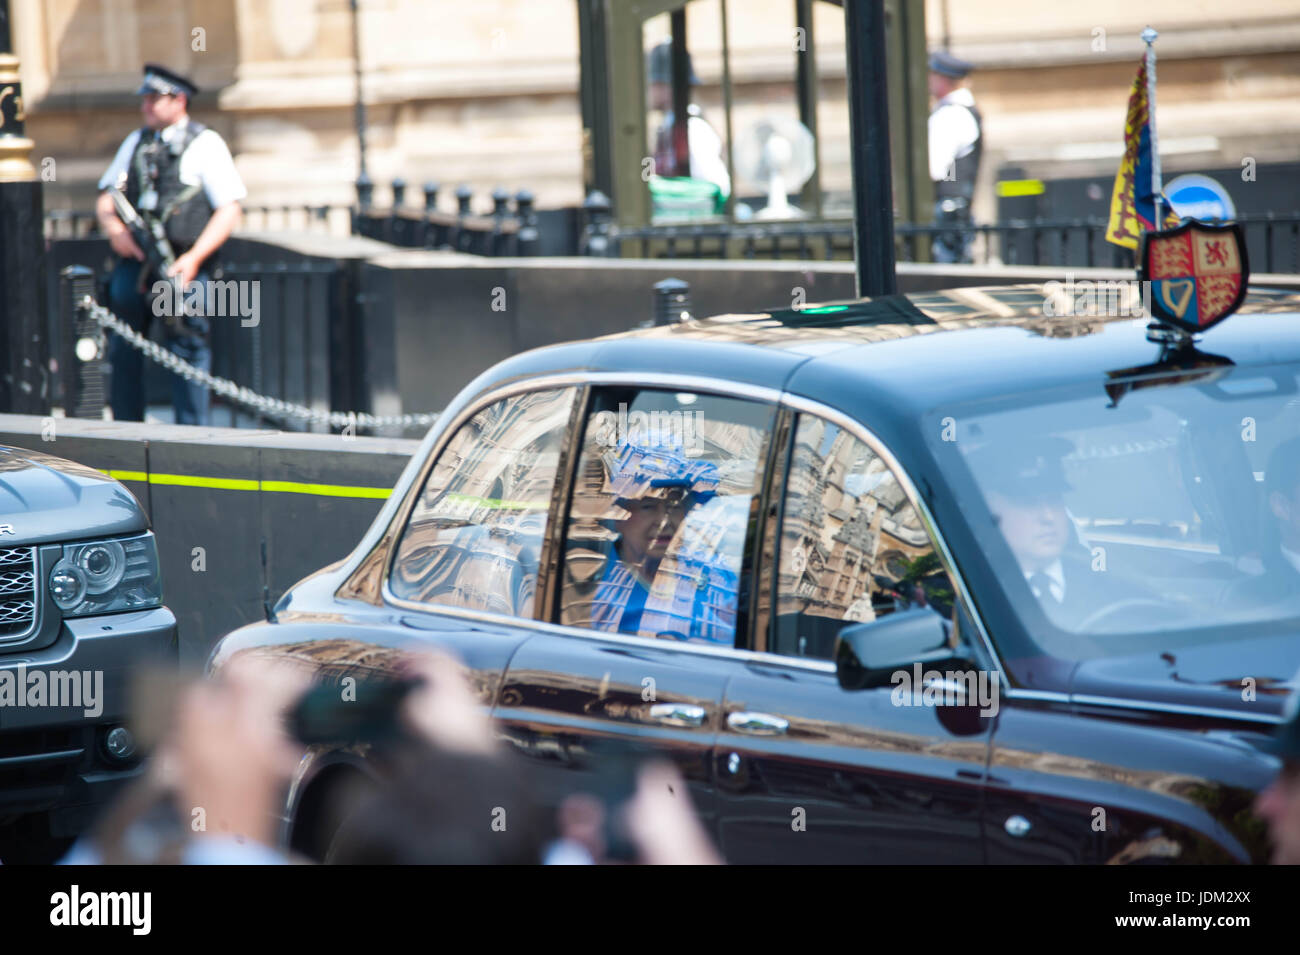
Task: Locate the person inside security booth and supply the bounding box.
[647,40,731,217]
[95,64,247,426]
[928,50,982,264]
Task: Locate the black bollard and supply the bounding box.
[389,177,407,243]
[355,172,374,211]
[455,185,474,252]
[423,180,440,213]
[490,187,510,255]
[353,172,374,237]
[58,265,104,418]
[652,278,692,327]
[515,189,539,256]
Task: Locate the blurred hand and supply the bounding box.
[166,656,309,848]
[624,761,723,865]
[400,649,497,756]
[553,761,724,865]
[109,228,145,261]
[167,252,200,289]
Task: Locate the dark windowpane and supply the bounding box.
[774,415,955,659]
[390,388,574,616]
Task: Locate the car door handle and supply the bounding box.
[726,711,789,736]
[648,703,707,727]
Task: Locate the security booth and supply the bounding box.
[576,0,932,261]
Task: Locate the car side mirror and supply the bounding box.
[834,609,956,691]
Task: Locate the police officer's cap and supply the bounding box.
[648,41,699,87]
[929,50,974,79]
[137,64,199,99]
[965,437,1075,499]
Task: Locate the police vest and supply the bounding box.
[124,122,214,255]
[934,102,982,203]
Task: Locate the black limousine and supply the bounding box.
[210,281,1300,864]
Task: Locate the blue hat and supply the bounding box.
[137,64,199,98]
[929,50,974,79]
[606,441,718,505]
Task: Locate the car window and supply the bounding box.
[557,388,775,646]
[771,414,957,660]
[389,387,575,617]
[926,363,1300,658]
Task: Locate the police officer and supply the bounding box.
[928,50,982,264]
[95,64,246,425]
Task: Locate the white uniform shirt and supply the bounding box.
[928,87,980,184]
[662,105,731,199]
[1024,560,1065,603]
[98,117,247,209]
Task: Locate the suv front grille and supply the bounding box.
[0,547,37,638]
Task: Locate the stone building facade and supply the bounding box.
[12,0,1300,220]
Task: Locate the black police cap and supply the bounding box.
[929,50,974,79]
[965,436,1075,499]
[137,64,199,98]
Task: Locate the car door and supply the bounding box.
[713,409,995,863]
[380,385,582,704]
[493,384,779,828]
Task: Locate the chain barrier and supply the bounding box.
[78,295,440,432]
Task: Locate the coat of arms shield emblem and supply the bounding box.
[1138,220,1249,333]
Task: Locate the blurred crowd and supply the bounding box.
[52,651,722,866]
[3,645,1292,865]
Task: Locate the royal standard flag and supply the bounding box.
[1105,59,1178,249]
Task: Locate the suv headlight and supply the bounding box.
[49,533,163,617]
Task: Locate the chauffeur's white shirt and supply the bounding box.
[1024,560,1065,603]
[98,117,248,210]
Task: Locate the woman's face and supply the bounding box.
[617,494,692,568]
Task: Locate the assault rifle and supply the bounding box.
[106,185,185,330]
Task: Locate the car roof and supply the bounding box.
[463,283,1300,429]
[593,283,1300,409]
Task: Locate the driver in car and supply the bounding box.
[971,438,1146,630]
[589,441,737,644]
[1227,435,1300,608]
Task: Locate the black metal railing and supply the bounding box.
[46,188,1300,272]
[240,204,353,235]
[44,210,100,241]
[51,239,366,433]
[580,192,1300,273]
[349,178,540,255]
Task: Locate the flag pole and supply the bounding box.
[1142,26,1162,230]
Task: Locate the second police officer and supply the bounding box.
[928,50,982,264]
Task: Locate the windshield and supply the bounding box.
[928,362,1300,661]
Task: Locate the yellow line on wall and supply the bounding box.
[104,470,392,500]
